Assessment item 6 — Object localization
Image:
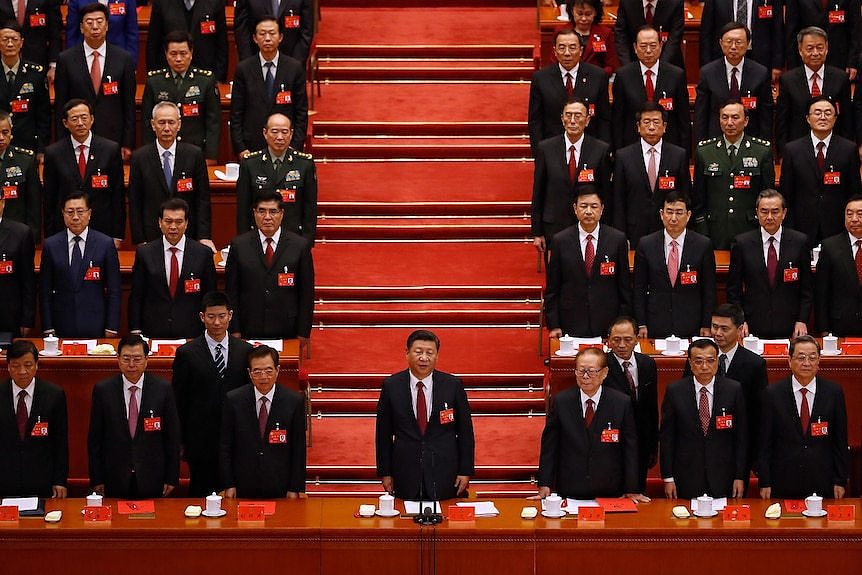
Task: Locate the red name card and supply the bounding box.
[783,500,806,515]
[579,507,605,521]
[255,501,276,515]
[117,500,155,514]
[237,504,265,521]
[448,505,475,521]
[595,498,637,512]
[62,343,88,355]
[841,344,862,355]
[843,337,862,344]
[578,343,603,351]
[0,506,19,521]
[762,343,788,355]
[827,505,856,521]
[83,506,112,522]
[155,344,181,357]
[722,505,750,521]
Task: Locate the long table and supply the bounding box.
[1,497,860,574]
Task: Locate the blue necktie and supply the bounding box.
[162,150,172,189]
[71,235,83,279]
[264,62,275,100]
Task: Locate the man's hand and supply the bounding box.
[240,150,251,159]
[664,481,677,499]
[638,326,649,339]
[548,328,562,338]
[199,239,217,253]
[47,67,55,85]
[19,327,31,337]
[113,238,122,249]
[162,484,175,497]
[287,491,299,499]
[738,322,749,338]
[93,484,105,495]
[455,475,470,495]
[533,236,546,252]
[528,486,551,500]
[121,147,132,162]
[382,476,394,494]
[759,487,771,499]
[731,479,745,498]
[624,493,651,503]
[847,67,857,81]
[105,330,117,337]
[52,485,67,498]
[793,322,808,337]
[771,68,781,84]
[699,327,711,337]
[834,485,846,499]
[224,487,237,498]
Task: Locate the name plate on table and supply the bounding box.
[117,500,155,515]
[783,500,806,516]
[448,505,475,521]
[722,505,750,522]
[579,507,605,521]
[595,498,637,512]
[0,506,19,521]
[62,343,88,355]
[155,345,181,357]
[841,344,862,355]
[762,343,788,355]
[827,505,856,521]
[237,504,265,521]
[83,506,112,522]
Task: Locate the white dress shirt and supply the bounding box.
[84,42,108,76]
[663,228,687,262]
[578,222,600,261]
[639,61,659,87]
[694,376,716,415]
[11,378,35,415]
[259,52,280,77]
[564,132,584,164]
[156,140,178,179]
[162,235,186,285]
[258,227,282,253]
[850,232,862,258]
[559,62,579,85]
[805,65,826,94]
[810,131,833,158]
[761,226,783,262]
[70,131,93,159]
[640,137,663,171]
[66,226,90,265]
[409,371,433,421]
[613,353,639,391]
[205,331,230,365]
[579,386,603,416]
[791,376,817,416]
[254,385,277,417]
[122,374,145,418]
[725,57,745,88]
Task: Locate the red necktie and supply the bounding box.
[645,69,655,101]
[855,240,862,285]
[90,49,101,94]
[647,147,658,191]
[584,233,595,277]
[767,236,778,288]
[16,0,24,25]
[584,398,595,427]
[565,72,574,98]
[265,237,274,267]
[811,72,821,97]
[645,1,654,23]
[168,246,179,298]
[416,381,428,435]
[817,141,826,172]
[16,389,27,439]
[623,360,637,399]
[258,397,269,438]
[568,144,577,185]
[77,144,87,179]
[128,385,139,439]
[699,387,710,435]
[667,239,679,286]
[799,388,810,434]
[730,67,740,98]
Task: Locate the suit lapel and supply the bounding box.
[65,139,84,186]
[397,372,422,435]
[783,381,806,438]
[152,243,170,297]
[150,145,171,195]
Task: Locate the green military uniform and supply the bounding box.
[235,148,317,243]
[0,61,50,153]
[693,134,774,250]
[141,68,221,160]
[0,145,40,241]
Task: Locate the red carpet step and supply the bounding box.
[317,215,529,239]
[313,300,540,324]
[311,138,530,161]
[311,388,545,414]
[316,45,536,60]
[314,121,527,137]
[309,373,544,391]
[305,481,536,498]
[318,61,535,82]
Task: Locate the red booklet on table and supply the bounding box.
[595,498,638,512]
[117,500,155,514]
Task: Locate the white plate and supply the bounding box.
[88,351,117,356]
[802,509,827,517]
[375,509,400,517]
[554,350,577,357]
[218,261,226,267]
[821,349,842,356]
[201,509,227,518]
[213,170,238,182]
[38,350,62,357]
[556,14,569,20]
[661,350,686,357]
[694,510,718,518]
[541,510,566,518]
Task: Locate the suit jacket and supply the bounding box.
[612,139,691,248]
[53,43,136,149]
[0,218,35,333]
[699,0,785,69]
[815,232,862,335]
[785,0,862,70]
[230,52,308,153]
[43,134,125,239]
[0,61,50,153]
[128,237,217,338]
[0,379,67,497]
[660,376,749,498]
[780,133,860,246]
[612,61,691,156]
[66,0,139,61]
[633,229,717,337]
[759,377,849,498]
[39,228,121,337]
[128,142,212,244]
[225,229,314,338]
[775,66,853,154]
[220,383,306,497]
[145,0,228,81]
[613,0,685,68]
[527,61,611,154]
[88,374,181,498]
[0,0,62,67]
[0,147,41,242]
[545,224,632,337]
[538,386,638,498]
[530,134,612,241]
[727,226,813,339]
[173,335,253,466]
[234,0,313,64]
[604,352,659,490]
[375,369,475,501]
[694,57,774,142]
[579,25,620,76]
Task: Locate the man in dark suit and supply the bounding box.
[694,23,774,143]
[234,0,313,65]
[235,113,317,241]
[727,189,813,339]
[53,3,136,159]
[231,17,308,155]
[776,27,853,154]
[128,101,213,249]
[0,23,49,155]
[128,198,217,339]
[785,0,861,72]
[814,195,862,336]
[614,0,685,68]
[0,112,40,241]
[531,98,612,259]
[699,0,784,77]
[88,335,181,499]
[538,347,647,501]
[633,192,717,339]
[225,190,314,339]
[0,341,67,498]
[0,188,34,337]
[376,330,475,501]
[612,101,690,248]
[221,344,305,498]
[173,291,253,496]
[528,27,610,155]
[604,316,659,492]
[545,186,631,338]
[759,336,849,499]
[780,96,860,248]
[660,338,749,499]
[39,193,120,338]
[612,26,691,156]
[0,0,61,70]
[145,0,228,82]
[43,99,125,244]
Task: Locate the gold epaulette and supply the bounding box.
[11,146,33,156]
[191,68,213,76]
[148,68,168,77]
[698,138,718,147]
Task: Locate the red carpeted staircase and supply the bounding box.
[305,5,546,497]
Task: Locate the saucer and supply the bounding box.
[218,261,226,267]
[375,509,400,517]
[661,350,686,357]
[201,509,227,518]
[694,510,718,518]
[213,170,238,182]
[821,349,842,356]
[541,510,566,519]
[802,509,827,518]
[38,349,62,357]
[88,351,116,356]
[554,349,577,357]
[556,14,569,20]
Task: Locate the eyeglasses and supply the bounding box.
[250,367,278,377]
[691,358,717,367]
[792,353,820,363]
[63,208,90,216]
[119,355,145,364]
[555,43,581,53]
[808,109,835,118]
[575,367,603,377]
